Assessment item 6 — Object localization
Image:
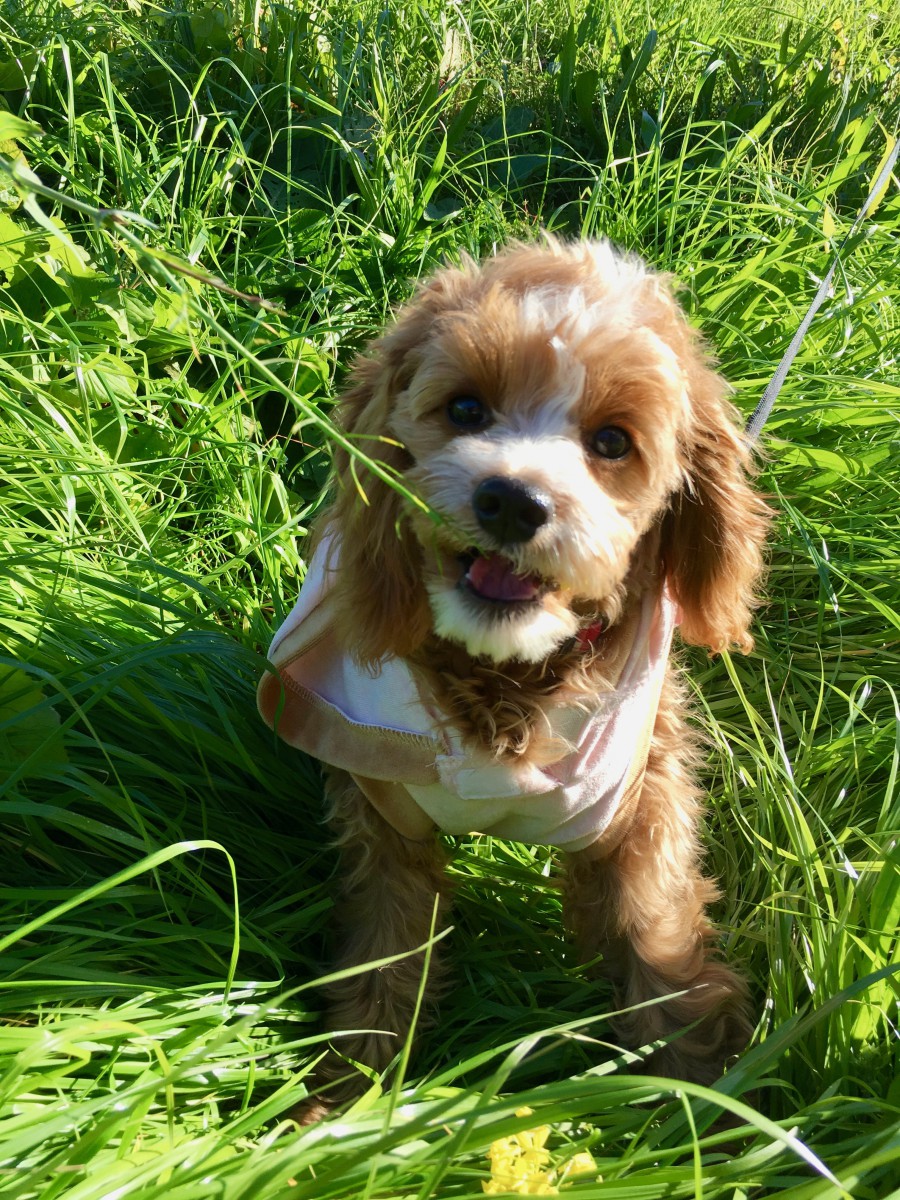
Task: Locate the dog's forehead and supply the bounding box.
[469,241,654,324]
[515,273,652,347]
[413,268,686,433]
[452,247,676,361]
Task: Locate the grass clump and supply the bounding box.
[0,1,898,1196]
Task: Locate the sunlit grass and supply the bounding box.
[0,0,898,1196]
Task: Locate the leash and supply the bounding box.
[745,134,899,443]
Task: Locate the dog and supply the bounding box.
[258,237,770,1108]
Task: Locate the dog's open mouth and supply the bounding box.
[459,551,550,605]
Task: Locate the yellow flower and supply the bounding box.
[483,1110,556,1194]
[482,1108,599,1194]
[558,1151,598,1182]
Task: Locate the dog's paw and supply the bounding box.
[290,1096,335,1126]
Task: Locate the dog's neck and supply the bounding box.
[406,609,633,763]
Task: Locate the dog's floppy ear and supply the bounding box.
[323,275,459,665]
[661,355,770,654]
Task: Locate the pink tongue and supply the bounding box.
[466,554,541,602]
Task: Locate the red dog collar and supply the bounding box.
[575,619,605,651]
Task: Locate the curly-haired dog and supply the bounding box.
[258,238,770,1107]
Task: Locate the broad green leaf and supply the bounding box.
[48,356,140,410]
[0,210,42,277]
[0,668,67,778]
[0,111,41,142]
[96,285,159,341]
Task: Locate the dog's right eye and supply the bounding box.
[447,395,490,429]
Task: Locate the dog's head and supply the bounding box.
[324,238,769,666]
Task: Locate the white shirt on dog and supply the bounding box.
[260,532,676,853]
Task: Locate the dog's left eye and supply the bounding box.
[447,395,490,429]
[590,426,632,459]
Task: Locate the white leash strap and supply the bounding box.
[745,134,899,443]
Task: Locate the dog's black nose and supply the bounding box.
[472,477,552,543]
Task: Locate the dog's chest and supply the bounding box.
[260,534,677,851]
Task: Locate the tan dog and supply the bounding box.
[259,237,770,1107]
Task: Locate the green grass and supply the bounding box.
[0,0,898,1196]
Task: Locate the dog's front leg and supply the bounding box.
[564,845,751,1085]
[314,767,450,1105]
[563,676,752,1085]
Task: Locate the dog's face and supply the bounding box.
[390,245,691,662]
[328,240,768,666]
